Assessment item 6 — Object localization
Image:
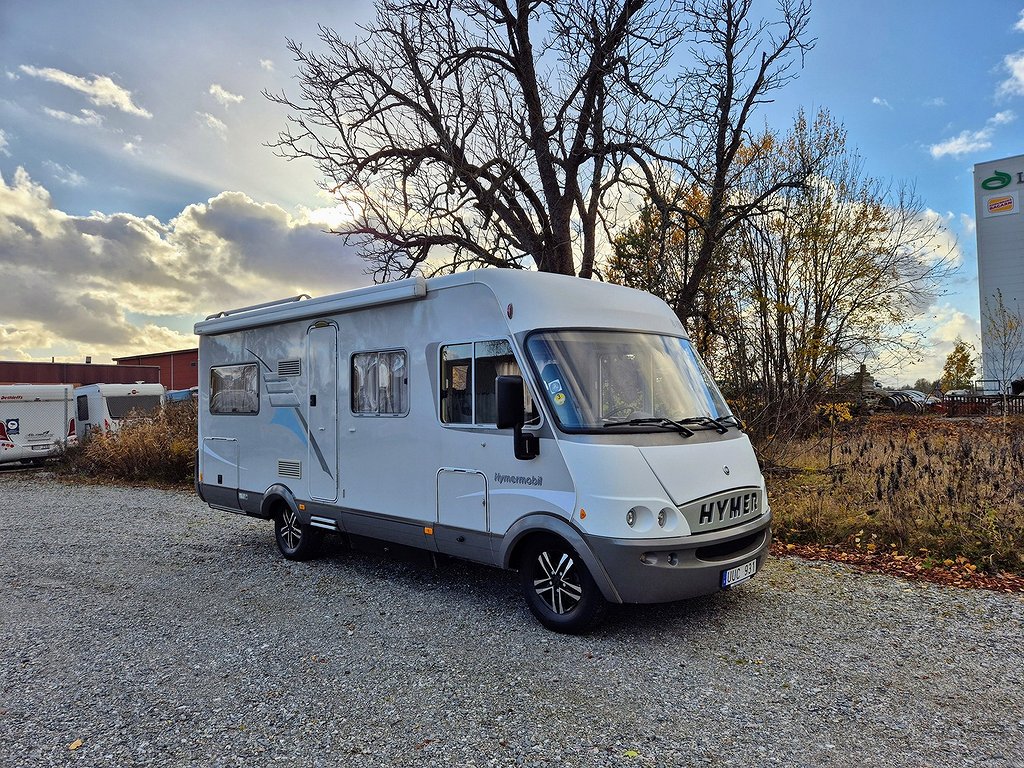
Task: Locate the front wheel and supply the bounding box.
[274,506,322,561]
[519,537,606,634]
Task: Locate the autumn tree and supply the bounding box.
[267,0,814,285]
[606,187,744,360]
[612,110,954,433]
[940,338,976,391]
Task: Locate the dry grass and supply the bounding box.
[55,403,1024,575]
[761,415,1024,574]
[62,401,197,487]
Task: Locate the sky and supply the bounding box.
[1,1,1023,385]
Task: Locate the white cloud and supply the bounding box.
[259,59,275,72]
[42,107,103,127]
[928,112,1017,158]
[18,65,152,118]
[0,168,368,361]
[871,96,892,109]
[883,305,982,386]
[122,141,141,155]
[1016,9,1024,32]
[929,130,992,159]
[43,161,86,187]
[923,97,945,108]
[998,50,1024,97]
[5,70,18,81]
[0,129,9,157]
[209,83,244,108]
[960,213,976,234]
[197,111,228,140]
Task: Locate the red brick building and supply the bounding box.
[0,361,161,387]
[114,347,199,390]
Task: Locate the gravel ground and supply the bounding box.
[1,471,1022,768]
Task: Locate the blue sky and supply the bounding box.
[1,1,1023,383]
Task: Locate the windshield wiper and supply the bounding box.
[674,416,733,434]
[602,417,694,437]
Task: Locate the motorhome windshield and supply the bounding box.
[526,330,732,432]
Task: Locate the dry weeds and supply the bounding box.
[762,415,1024,575]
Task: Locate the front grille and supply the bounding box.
[277,460,301,478]
[695,531,765,562]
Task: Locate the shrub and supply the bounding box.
[62,400,197,487]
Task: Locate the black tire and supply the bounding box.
[518,536,606,634]
[274,506,322,561]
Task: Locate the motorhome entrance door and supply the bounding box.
[307,323,339,502]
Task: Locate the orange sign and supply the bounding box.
[987,195,1016,214]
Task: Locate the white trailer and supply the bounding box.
[194,270,771,632]
[74,383,166,441]
[0,384,75,465]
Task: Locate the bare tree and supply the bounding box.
[982,289,1024,391]
[266,0,813,286]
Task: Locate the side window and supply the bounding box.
[440,340,536,426]
[475,340,518,424]
[352,350,408,415]
[210,363,259,414]
[77,395,89,422]
[440,343,473,424]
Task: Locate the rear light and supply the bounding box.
[0,420,7,441]
[68,419,76,437]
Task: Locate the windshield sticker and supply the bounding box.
[547,379,563,394]
[553,392,566,406]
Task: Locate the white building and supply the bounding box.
[974,153,1024,391]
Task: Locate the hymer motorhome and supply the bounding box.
[195,270,771,632]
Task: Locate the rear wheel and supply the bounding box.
[519,537,606,634]
[274,506,322,560]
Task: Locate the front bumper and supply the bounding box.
[584,512,771,603]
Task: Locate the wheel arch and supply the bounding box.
[499,514,623,604]
[261,483,301,522]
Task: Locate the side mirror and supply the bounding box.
[495,375,538,460]
[496,375,524,429]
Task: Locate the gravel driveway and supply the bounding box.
[1,471,1022,768]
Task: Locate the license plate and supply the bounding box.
[721,559,758,588]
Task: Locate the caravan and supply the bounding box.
[195,271,771,632]
[74,383,166,441]
[0,384,75,465]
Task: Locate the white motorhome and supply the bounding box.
[74,383,166,441]
[0,384,75,465]
[195,271,771,632]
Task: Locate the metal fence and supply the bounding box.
[943,395,1024,417]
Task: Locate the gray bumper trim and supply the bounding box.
[584,513,772,604]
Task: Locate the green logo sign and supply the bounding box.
[982,170,1012,190]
